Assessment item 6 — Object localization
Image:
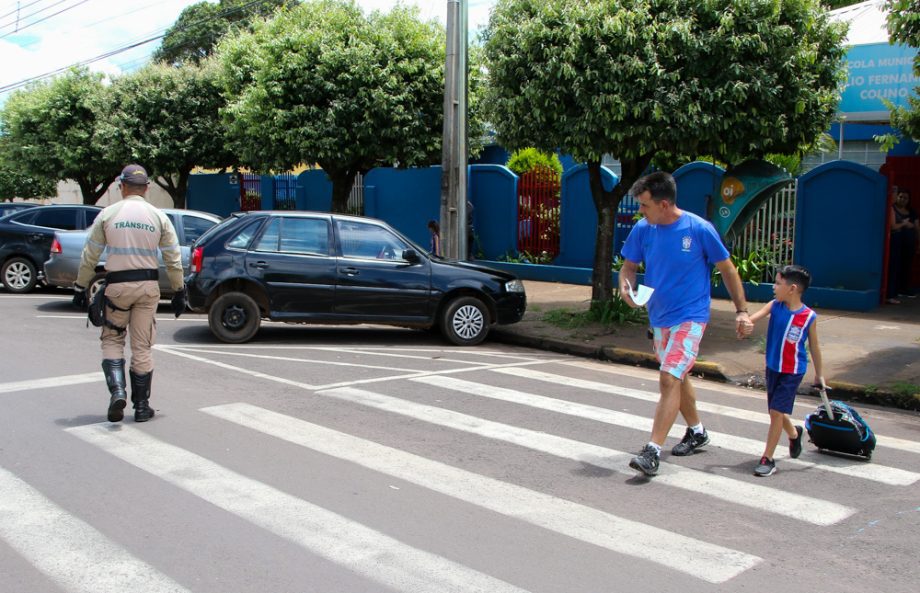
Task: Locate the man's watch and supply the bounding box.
[736,309,749,314]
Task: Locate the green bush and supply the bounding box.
[506,148,563,176]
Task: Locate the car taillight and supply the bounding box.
[50,238,62,254]
[190,246,203,273]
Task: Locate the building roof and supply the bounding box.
[830,0,890,46]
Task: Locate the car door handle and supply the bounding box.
[249,261,269,269]
[341,267,359,276]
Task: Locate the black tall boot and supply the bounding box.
[102,359,128,422]
[130,369,155,422]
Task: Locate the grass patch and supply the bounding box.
[543,295,648,329]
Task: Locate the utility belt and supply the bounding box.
[106,268,158,284]
[89,269,157,333]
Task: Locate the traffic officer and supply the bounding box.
[72,164,186,422]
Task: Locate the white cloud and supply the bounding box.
[0,0,495,102]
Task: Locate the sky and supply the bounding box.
[0,0,496,104]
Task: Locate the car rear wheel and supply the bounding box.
[440,296,489,346]
[1,257,38,293]
[209,291,261,343]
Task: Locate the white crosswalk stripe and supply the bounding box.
[201,402,762,584]
[0,467,192,593]
[413,375,918,486]
[494,367,920,475]
[0,373,102,394]
[65,423,533,593]
[318,386,855,525]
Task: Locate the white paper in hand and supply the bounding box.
[624,278,655,307]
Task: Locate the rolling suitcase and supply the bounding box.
[804,388,876,460]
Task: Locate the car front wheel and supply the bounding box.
[209,292,261,343]
[1,257,38,293]
[441,296,489,346]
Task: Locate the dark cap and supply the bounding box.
[119,164,149,186]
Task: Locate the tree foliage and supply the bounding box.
[0,68,123,204]
[885,0,920,144]
[0,140,56,200]
[101,63,236,208]
[484,0,847,303]
[154,0,295,66]
[215,0,464,212]
[506,148,563,176]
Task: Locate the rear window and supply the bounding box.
[226,218,265,250]
[182,215,218,246]
[31,209,77,230]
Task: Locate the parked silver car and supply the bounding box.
[44,208,221,299]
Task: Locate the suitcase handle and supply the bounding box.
[816,386,833,418]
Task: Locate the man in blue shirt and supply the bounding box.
[619,172,752,477]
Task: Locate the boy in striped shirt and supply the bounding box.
[749,265,825,476]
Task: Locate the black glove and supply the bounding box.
[72,284,87,310]
[171,287,187,318]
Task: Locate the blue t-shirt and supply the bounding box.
[621,211,729,327]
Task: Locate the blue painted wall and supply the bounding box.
[470,165,518,260]
[364,167,442,247]
[795,161,887,296]
[556,164,619,267]
[187,173,239,218]
[673,161,726,221]
[299,169,332,212]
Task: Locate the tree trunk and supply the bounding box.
[321,163,358,214]
[587,155,653,307]
[154,169,190,209]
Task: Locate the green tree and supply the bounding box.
[0,141,55,200]
[154,0,295,66]
[484,0,847,304]
[885,0,920,144]
[0,68,124,205]
[215,0,465,213]
[101,63,236,208]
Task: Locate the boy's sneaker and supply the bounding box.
[789,425,804,459]
[629,445,660,477]
[754,457,776,477]
[671,427,710,456]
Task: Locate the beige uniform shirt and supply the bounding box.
[76,196,183,291]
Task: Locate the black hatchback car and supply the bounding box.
[187,211,527,345]
[0,204,101,293]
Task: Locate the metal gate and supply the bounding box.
[732,181,797,282]
[517,166,561,259]
[274,173,297,210]
[239,173,262,211]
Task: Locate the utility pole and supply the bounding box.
[440,0,468,259]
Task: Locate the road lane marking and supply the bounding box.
[66,423,533,593]
[498,366,920,457]
[156,344,565,390]
[0,466,191,593]
[318,386,855,526]
[0,372,102,394]
[415,376,919,486]
[202,402,761,584]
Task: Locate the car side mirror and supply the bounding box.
[402,249,420,263]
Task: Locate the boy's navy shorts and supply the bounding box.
[765,367,804,414]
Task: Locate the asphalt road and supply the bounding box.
[1,289,919,593]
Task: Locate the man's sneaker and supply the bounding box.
[629,445,660,477]
[754,456,776,477]
[789,425,804,459]
[671,428,710,456]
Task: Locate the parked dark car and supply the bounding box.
[0,202,40,218]
[44,208,222,299]
[187,211,527,345]
[0,205,102,293]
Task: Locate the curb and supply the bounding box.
[490,329,920,412]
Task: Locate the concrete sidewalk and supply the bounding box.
[491,280,920,411]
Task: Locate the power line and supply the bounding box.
[0,0,280,95]
[0,0,90,37]
[0,0,48,22]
